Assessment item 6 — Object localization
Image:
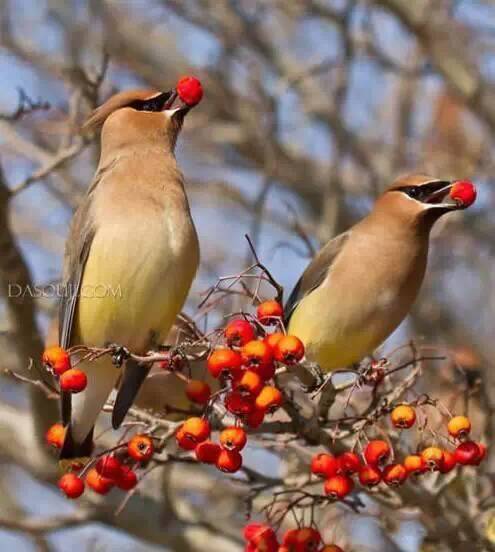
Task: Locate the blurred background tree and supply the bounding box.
[0,1,494,550]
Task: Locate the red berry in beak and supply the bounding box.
[450,180,477,208]
[176,76,203,106]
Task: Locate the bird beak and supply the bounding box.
[163,89,191,116]
[421,181,460,210]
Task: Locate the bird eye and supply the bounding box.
[406,187,421,199]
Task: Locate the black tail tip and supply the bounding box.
[59,425,94,460]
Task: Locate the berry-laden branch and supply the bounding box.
[15,251,487,550]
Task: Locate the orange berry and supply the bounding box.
[224,319,256,347]
[225,390,255,416]
[321,546,344,552]
[127,434,154,462]
[220,426,247,451]
[447,415,471,439]
[421,447,444,471]
[59,368,87,393]
[264,332,284,351]
[216,449,242,473]
[176,427,197,451]
[116,465,138,490]
[45,423,66,449]
[185,379,211,404]
[364,440,391,466]
[96,455,122,479]
[324,474,354,499]
[241,340,274,380]
[454,441,482,465]
[245,407,265,428]
[234,369,263,396]
[273,335,305,365]
[358,464,382,488]
[390,405,416,429]
[181,417,210,443]
[42,346,71,376]
[58,473,84,499]
[404,454,427,476]
[439,450,457,473]
[311,453,339,479]
[207,348,242,379]
[86,468,113,495]
[338,451,361,475]
[255,386,283,413]
[195,440,221,464]
[383,463,408,486]
[256,300,283,325]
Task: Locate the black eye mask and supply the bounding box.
[129,91,174,112]
[396,181,451,203]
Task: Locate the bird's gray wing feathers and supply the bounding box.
[284,231,350,325]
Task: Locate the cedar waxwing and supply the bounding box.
[59,82,202,460]
[285,174,470,373]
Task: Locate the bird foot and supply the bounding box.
[299,362,326,393]
[106,344,131,367]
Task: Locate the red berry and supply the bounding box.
[225,390,255,416]
[475,443,487,465]
[176,76,203,106]
[95,455,122,479]
[337,451,361,475]
[291,527,322,551]
[86,468,114,495]
[311,453,339,479]
[207,348,242,379]
[449,180,477,208]
[216,449,242,473]
[364,440,391,467]
[244,523,278,551]
[439,450,457,474]
[42,346,71,376]
[255,386,283,413]
[220,427,247,451]
[195,440,221,464]
[176,427,197,451]
[383,463,408,486]
[59,368,87,393]
[185,379,211,405]
[45,423,66,449]
[358,464,382,488]
[58,473,84,499]
[256,300,283,325]
[324,474,354,499]
[245,407,265,428]
[128,434,154,462]
[264,332,285,351]
[181,417,210,443]
[224,319,256,347]
[454,441,481,465]
[116,466,138,490]
[273,335,305,365]
[234,369,263,396]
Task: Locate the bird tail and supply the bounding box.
[59,424,94,463]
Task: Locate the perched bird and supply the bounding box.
[59,79,202,460]
[285,174,474,373]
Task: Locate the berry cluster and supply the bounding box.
[243,523,343,552]
[175,301,305,472]
[310,409,486,497]
[56,434,154,499]
[42,346,87,393]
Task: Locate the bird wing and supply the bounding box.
[284,231,350,325]
[58,167,109,424]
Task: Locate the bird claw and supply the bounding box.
[107,344,130,366]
